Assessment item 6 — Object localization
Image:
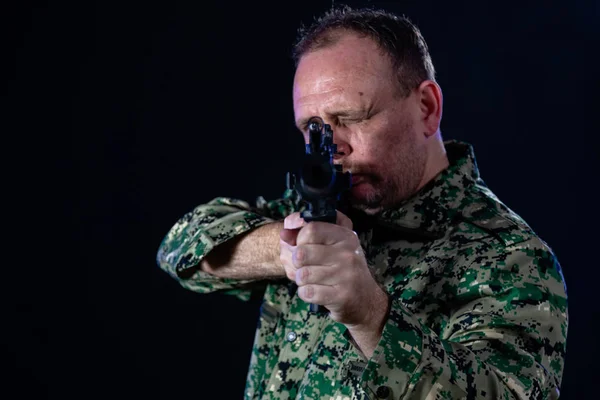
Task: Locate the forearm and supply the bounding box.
[201,221,285,280]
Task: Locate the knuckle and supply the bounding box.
[296,245,305,261]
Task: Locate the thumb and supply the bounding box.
[335,210,354,230]
[284,212,306,229]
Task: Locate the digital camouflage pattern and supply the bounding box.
[157,140,568,399]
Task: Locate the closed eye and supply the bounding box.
[338,117,366,127]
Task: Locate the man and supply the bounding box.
[157,6,568,399]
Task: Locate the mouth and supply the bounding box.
[351,174,366,186]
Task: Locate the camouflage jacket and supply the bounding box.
[157,140,568,400]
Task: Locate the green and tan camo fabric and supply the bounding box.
[156,140,568,400]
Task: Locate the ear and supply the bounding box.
[417,80,443,137]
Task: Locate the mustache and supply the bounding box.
[335,167,382,184]
[334,164,369,176]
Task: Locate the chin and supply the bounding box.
[348,182,386,214]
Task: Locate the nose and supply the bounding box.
[333,142,349,161]
[332,131,351,161]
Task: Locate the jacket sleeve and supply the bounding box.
[156,189,304,301]
[357,237,568,399]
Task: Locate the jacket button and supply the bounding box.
[286,331,297,342]
[376,385,391,399]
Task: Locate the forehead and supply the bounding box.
[293,33,395,105]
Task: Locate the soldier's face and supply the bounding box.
[293,32,428,214]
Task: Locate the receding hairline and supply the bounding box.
[292,7,437,98]
[295,28,414,98]
[295,28,389,65]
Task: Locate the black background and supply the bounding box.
[5,0,599,398]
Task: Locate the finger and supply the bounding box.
[295,266,341,286]
[284,212,306,230]
[292,244,343,268]
[297,221,357,246]
[279,240,297,280]
[280,227,301,246]
[336,210,353,230]
[297,284,337,306]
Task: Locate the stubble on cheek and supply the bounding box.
[355,118,426,209]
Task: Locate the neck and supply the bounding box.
[416,132,449,192]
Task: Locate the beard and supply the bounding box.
[345,122,427,215]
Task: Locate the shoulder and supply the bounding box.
[446,181,566,284]
[452,182,540,249]
[447,181,563,277]
[446,184,567,300]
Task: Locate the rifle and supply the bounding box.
[286,116,352,313]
